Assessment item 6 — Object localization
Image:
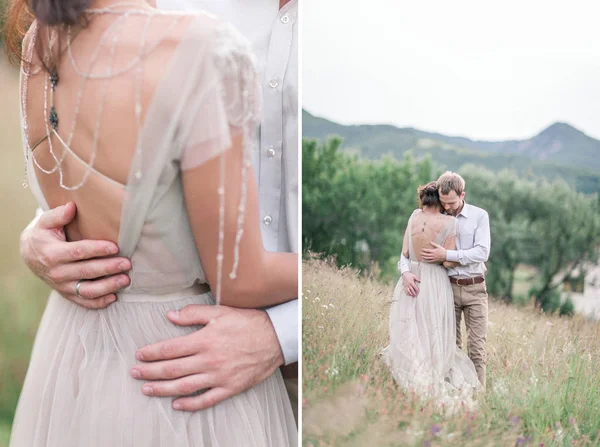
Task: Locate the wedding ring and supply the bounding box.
[75,279,85,298]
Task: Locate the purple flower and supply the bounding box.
[511,416,521,427]
[423,441,431,447]
[431,424,441,436]
[359,347,365,356]
[569,417,576,426]
[516,435,525,445]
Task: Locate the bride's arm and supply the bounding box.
[182,133,297,309]
[442,233,459,269]
[401,224,409,258]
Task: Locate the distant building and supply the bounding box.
[561,262,600,319]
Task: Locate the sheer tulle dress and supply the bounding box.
[381,209,481,412]
[10,10,296,447]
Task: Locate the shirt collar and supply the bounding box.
[457,202,471,218]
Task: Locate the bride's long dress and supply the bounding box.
[10,11,296,447]
[382,210,481,411]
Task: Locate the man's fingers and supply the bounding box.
[167,304,226,326]
[51,257,131,282]
[68,293,117,309]
[141,374,213,398]
[37,202,76,230]
[61,274,130,300]
[53,239,120,264]
[131,355,205,381]
[172,387,232,411]
[137,333,204,362]
[429,242,442,248]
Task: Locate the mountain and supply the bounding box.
[302,110,600,195]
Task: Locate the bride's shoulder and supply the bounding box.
[164,12,255,70]
[170,11,251,50]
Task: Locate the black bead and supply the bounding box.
[49,107,59,130]
[50,69,59,90]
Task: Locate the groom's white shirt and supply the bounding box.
[399,203,491,280]
[157,0,299,364]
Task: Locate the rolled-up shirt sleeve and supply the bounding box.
[265,299,298,365]
[398,252,411,275]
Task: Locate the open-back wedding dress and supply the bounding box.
[10,8,296,446]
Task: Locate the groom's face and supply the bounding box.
[439,190,464,216]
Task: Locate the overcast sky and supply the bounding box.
[302,0,600,141]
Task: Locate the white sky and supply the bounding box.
[302,0,600,141]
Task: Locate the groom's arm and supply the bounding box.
[20,203,132,308]
[445,211,491,265]
[131,303,292,411]
[398,253,411,275]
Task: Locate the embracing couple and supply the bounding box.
[382,172,491,409]
[5,0,298,445]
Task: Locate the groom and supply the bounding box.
[400,171,491,389]
[19,0,298,419]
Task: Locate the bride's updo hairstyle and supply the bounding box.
[417,181,441,210]
[3,0,92,69]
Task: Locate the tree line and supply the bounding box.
[303,137,600,314]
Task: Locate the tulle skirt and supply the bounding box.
[9,289,297,446]
[382,261,481,412]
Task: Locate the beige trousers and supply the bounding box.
[451,280,489,389]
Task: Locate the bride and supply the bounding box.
[382,182,481,410]
[3,0,297,444]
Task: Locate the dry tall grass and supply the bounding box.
[302,257,600,446]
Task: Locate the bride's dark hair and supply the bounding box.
[417,181,441,210]
[3,0,92,69]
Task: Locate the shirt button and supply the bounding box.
[281,14,290,24]
[266,147,275,157]
[263,214,273,226]
[269,79,278,89]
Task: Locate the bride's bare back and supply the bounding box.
[402,209,456,262]
[23,10,196,243]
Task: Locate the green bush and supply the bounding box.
[560,296,576,317]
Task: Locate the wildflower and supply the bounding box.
[516,435,525,445]
[325,367,339,377]
[431,424,441,436]
[510,415,520,427]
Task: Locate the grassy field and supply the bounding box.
[0,59,49,446]
[302,257,600,446]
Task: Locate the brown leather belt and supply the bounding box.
[450,276,485,286]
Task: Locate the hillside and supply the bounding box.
[303,110,600,195]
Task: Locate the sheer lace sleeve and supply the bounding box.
[177,22,261,171]
[440,217,458,249]
[175,18,298,307]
